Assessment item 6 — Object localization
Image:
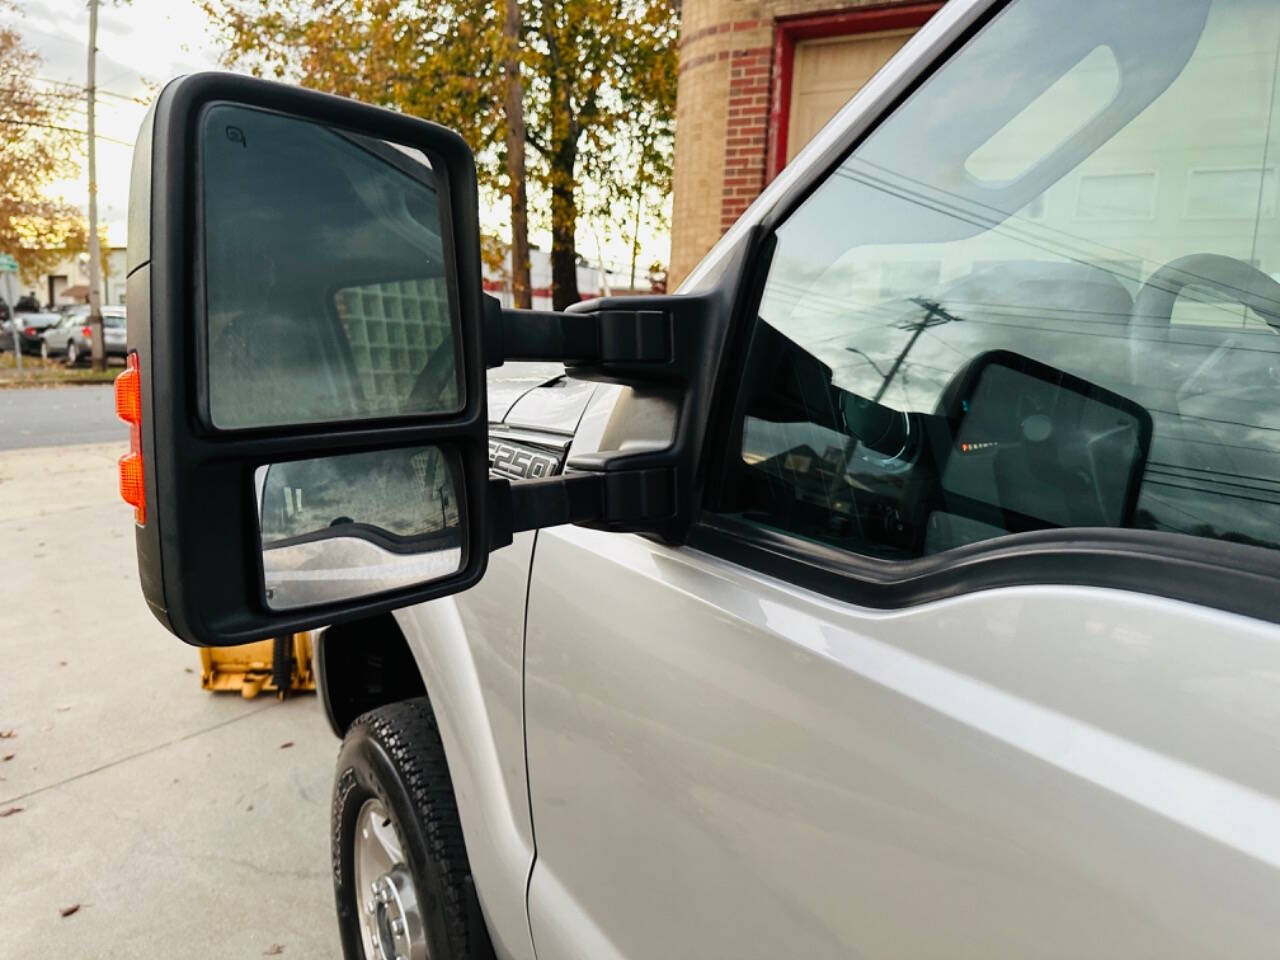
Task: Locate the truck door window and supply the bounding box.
[719,0,1280,560]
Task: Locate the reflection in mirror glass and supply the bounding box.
[742,0,1280,560]
[256,446,463,610]
[203,104,462,429]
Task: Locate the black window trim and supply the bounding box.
[689,515,1280,624]
[687,0,1280,625]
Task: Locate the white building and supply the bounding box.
[30,246,128,309]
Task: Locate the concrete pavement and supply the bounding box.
[0,441,341,958]
[0,385,125,450]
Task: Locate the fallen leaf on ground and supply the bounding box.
[0,730,14,739]
[58,661,67,667]
[2,754,13,762]
[279,741,294,749]
[183,667,194,674]
[263,944,284,955]
[246,804,254,812]
[59,904,80,918]
[1,806,24,817]
[55,706,71,713]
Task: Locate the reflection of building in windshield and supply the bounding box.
[334,279,455,412]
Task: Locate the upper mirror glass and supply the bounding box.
[256,445,464,611]
[202,104,462,429]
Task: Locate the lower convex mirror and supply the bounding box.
[256,446,464,610]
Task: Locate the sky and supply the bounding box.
[10,0,224,246]
[7,0,669,277]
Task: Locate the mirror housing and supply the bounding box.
[127,72,751,647]
[936,350,1154,532]
[127,73,493,646]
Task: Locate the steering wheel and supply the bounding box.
[1129,253,1280,388]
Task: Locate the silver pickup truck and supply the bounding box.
[124,0,1280,956]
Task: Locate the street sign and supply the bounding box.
[0,254,18,272]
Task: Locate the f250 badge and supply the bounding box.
[488,439,560,480]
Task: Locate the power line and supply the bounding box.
[1144,477,1280,509]
[33,76,148,105]
[834,165,1280,323]
[1,19,82,49]
[0,115,133,147]
[99,64,152,90]
[1146,465,1280,498]
[1147,460,1280,488]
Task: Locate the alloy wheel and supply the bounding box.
[353,797,429,960]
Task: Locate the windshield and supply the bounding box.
[750,0,1280,555]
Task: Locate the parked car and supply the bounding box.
[10,312,62,356]
[41,306,127,365]
[125,1,1280,957]
[13,291,40,313]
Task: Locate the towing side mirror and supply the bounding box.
[125,73,493,645]
[126,73,730,646]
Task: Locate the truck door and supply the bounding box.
[522,0,1280,955]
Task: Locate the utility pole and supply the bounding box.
[86,0,106,372]
[871,297,963,403]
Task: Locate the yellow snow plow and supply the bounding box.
[199,632,316,699]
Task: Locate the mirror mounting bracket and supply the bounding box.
[485,285,731,546]
[484,294,672,369]
[487,467,677,551]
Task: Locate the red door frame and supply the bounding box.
[766,2,944,181]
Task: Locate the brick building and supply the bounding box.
[669,0,944,285]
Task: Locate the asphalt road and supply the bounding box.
[0,385,125,451]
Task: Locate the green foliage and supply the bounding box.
[202,0,679,301]
[0,25,94,283]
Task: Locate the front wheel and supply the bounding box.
[332,698,493,960]
[65,341,78,366]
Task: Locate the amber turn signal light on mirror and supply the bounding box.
[114,352,145,525]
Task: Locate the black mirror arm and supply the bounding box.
[483,290,714,548]
[483,294,672,368]
[486,467,677,551]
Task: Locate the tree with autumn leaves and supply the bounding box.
[201,0,678,310]
[0,21,99,285]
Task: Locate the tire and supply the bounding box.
[65,341,78,366]
[332,698,494,960]
[40,341,49,361]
